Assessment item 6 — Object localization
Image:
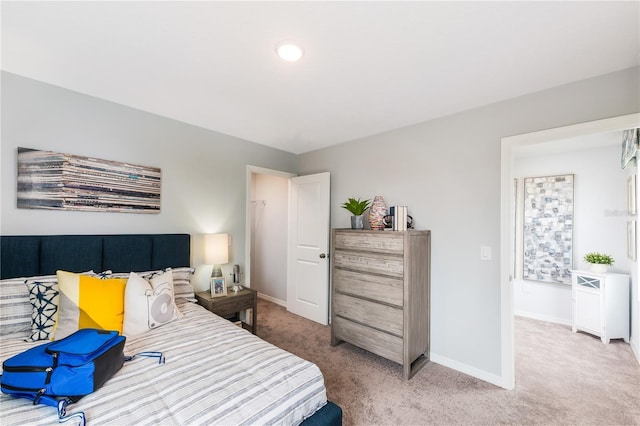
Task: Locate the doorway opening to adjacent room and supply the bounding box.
[500,113,640,390]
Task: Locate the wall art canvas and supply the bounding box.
[522,174,574,284]
[621,128,638,169]
[17,147,161,213]
[627,174,637,216]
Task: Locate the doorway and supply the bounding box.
[246,166,295,306]
[500,113,640,389]
[245,167,332,325]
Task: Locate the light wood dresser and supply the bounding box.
[330,229,431,379]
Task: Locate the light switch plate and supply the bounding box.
[480,246,492,260]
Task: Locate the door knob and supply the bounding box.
[319,253,327,259]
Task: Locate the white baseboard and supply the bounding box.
[514,310,572,326]
[430,352,506,389]
[257,292,286,307]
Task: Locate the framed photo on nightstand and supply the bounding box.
[210,277,227,298]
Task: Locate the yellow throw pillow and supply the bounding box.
[54,270,127,340]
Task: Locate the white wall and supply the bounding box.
[1,71,298,288]
[250,173,289,302]
[298,66,640,383]
[513,142,630,325]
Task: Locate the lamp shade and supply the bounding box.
[204,233,229,265]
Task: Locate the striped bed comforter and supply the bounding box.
[0,300,327,425]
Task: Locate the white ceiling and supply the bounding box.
[2,1,639,154]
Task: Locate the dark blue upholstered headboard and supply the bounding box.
[0,234,191,279]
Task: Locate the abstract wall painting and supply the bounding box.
[627,174,637,216]
[522,174,574,285]
[621,128,639,169]
[17,147,161,213]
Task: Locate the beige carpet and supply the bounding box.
[256,299,640,426]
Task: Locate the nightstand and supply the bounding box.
[195,288,257,334]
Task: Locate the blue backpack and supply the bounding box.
[1,328,164,425]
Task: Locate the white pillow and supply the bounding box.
[112,267,195,302]
[123,270,180,336]
[170,267,196,302]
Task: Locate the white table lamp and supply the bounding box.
[205,233,229,296]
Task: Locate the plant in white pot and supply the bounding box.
[341,197,371,229]
[583,252,614,273]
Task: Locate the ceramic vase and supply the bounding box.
[368,195,387,230]
[589,264,608,274]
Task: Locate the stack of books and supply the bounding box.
[389,206,409,231]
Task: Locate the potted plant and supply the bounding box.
[341,197,371,229]
[583,252,614,273]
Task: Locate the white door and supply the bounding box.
[287,172,331,325]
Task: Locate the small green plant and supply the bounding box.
[583,252,614,266]
[341,197,371,216]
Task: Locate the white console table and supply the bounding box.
[571,270,630,344]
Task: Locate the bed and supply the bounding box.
[0,234,342,425]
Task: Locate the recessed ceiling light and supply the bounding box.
[275,41,304,62]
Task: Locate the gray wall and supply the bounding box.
[298,67,640,378]
[1,71,298,276]
[2,67,639,382]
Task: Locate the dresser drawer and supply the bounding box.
[334,293,403,336]
[334,268,403,307]
[333,316,403,364]
[334,251,403,277]
[334,232,404,254]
